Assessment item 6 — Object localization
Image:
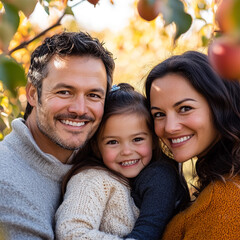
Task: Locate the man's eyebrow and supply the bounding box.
[90,88,105,95]
[52,83,74,90]
[52,84,105,95]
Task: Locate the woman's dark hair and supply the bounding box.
[62,83,161,194]
[145,50,240,192]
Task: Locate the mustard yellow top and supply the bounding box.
[162,176,240,240]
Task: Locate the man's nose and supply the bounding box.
[68,95,87,116]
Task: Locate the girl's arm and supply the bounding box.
[125,162,184,240]
[55,169,135,240]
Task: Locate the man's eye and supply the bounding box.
[88,93,101,98]
[57,90,71,95]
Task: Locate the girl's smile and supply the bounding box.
[97,113,153,178]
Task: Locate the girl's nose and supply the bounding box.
[120,143,132,156]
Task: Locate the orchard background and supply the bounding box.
[0,2,240,236]
[0,0,239,139]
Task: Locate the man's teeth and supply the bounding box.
[61,120,85,127]
[172,136,190,144]
[121,159,139,166]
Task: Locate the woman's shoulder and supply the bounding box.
[186,175,240,215]
[211,175,240,202]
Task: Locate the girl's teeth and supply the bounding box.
[61,120,85,127]
[172,136,190,144]
[121,159,139,166]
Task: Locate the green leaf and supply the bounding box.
[232,0,240,31]
[0,55,27,96]
[65,6,74,15]
[162,0,192,40]
[201,35,209,47]
[1,2,20,32]
[39,0,50,15]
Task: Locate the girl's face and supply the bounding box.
[97,113,152,178]
[150,73,219,163]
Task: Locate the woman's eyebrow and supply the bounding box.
[173,98,196,107]
[151,98,196,111]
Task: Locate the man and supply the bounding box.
[0,32,115,239]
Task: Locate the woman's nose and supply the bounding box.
[164,115,181,134]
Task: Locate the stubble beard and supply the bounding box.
[36,117,95,151]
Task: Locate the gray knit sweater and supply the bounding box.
[0,118,72,240]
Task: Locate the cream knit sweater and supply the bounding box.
[55,169,139,240]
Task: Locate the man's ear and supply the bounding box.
[26,83,38,107]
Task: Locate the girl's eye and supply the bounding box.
[179,106,192,113]
[106,140,118,145]
[133,137,144,142]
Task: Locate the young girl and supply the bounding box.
[145,51,240,239]
[55,83,189,240]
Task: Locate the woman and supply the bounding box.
[145,51,240,239]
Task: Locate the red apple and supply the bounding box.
[87,0,99,6]
[215,0,236,33]
[137,0,161,22]
[208,37,240,80]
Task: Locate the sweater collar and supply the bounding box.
[5,118,73,181]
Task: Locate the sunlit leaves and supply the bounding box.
[0,55,26,96]
[0,2,19,51]
[64,5,74,15]
[1,0,38,18]
[162,0,192,40]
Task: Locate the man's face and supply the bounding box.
[26,55,107,162]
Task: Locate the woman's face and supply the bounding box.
[150,73,219,163]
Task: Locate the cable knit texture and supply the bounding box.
[162,175,240,240]
[0,118,72,240]
[55,169,139,240]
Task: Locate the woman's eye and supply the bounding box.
[180,106,192,113]
[106,140,118,145]
[152,112,165,118]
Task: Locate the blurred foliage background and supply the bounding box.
[1,0,240,212]
[0,0,219,140]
